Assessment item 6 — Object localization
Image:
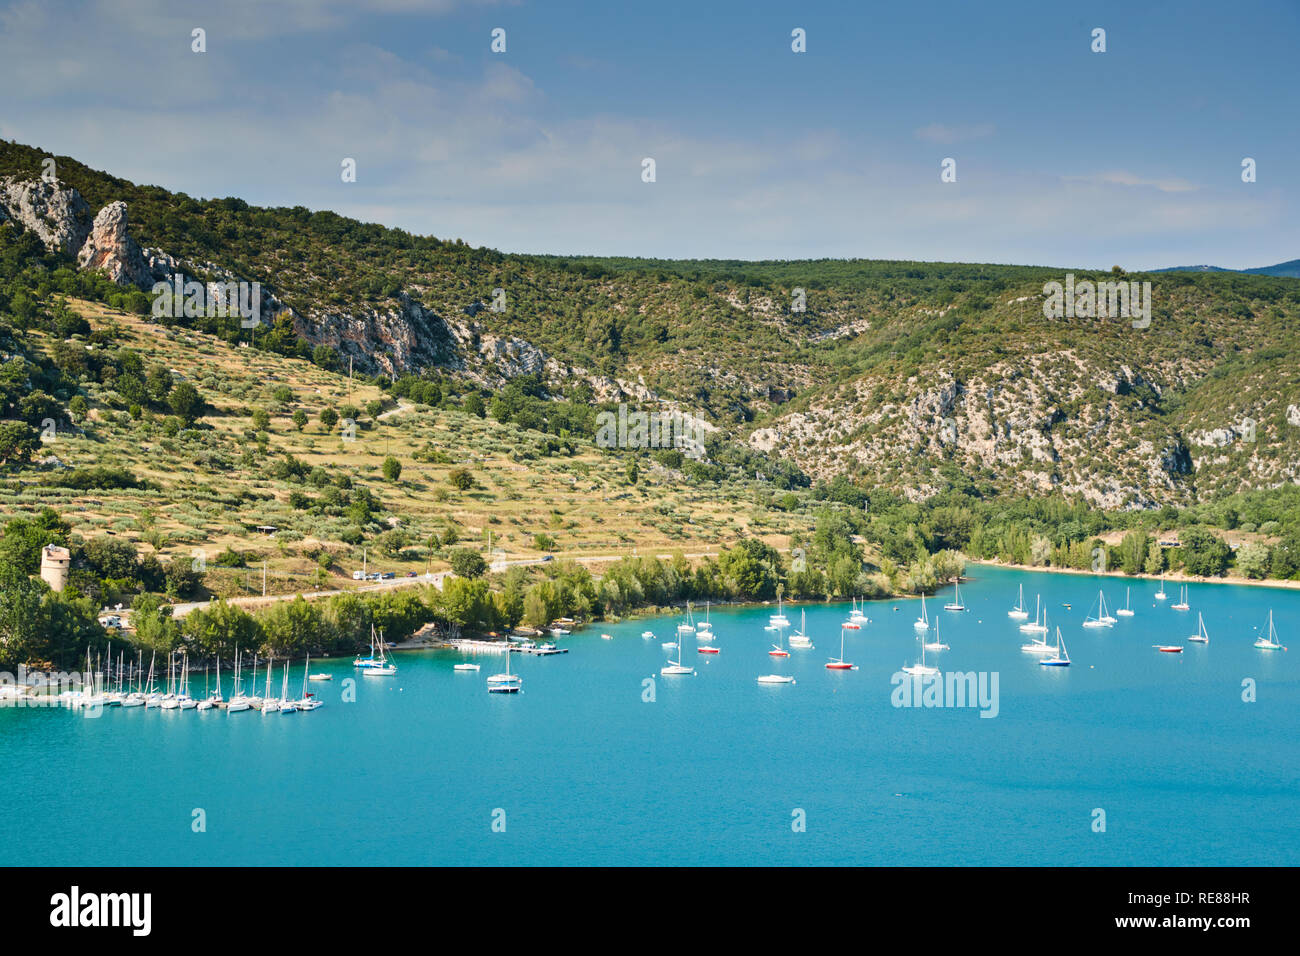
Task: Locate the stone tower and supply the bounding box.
[40,544,70,593]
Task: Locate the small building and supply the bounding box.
[40,545,71,592]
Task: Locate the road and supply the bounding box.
[152,551,718,620]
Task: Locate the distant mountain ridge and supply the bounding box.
[1155,259,1300,278]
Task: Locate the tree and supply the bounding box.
[251,407,271,431]
[448,467,474,491]
[449,547,487,579]
[0,420,39,465]
[382,456,402,482]
[463,393,485,418]
[1179,528,1231,577]
[1236,542,1271,580]
[164,557,205,598]
[1143,541,1164,575]
[292,409,308,431]
[319,407,339,430]
[167,381,204,425]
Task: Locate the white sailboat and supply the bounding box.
[660,630,694,675]
[1021,610,1055,654]
[923,618,949,652]
[278,663,297,713]
[1039,627,1070,666]
[902,628,938,677]
[914,593,930,631]
[487,642,522,691]
[1008,584,1029,620]
[227,648,252,713]
[1082,590,1114,628]
[1254,610,1286,650]
[757,673,795,684]
[122,650,145,707]
[296,655,323,710]
[1155,575,1168,600]
[1019,595,1047,634]
[261,654,281,713]
[697,601,713,634]
[677,601,696,635]
[850,598,868,623]
[943,581,965,612]
[769,596,789,628]
[789,609,813,648]
[1171,585,1190,611]
[361,627,397,675]
[1116,587,1135,617]
[177,654,197,709]
[1187,613,1209,644]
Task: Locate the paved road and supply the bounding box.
[150,551,717,620]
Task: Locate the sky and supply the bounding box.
[1,0,1296,270]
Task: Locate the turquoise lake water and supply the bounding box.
[2,565,1296,866]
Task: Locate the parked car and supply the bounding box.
[380,571,395,580]
[352,570,366,580]
[541,554,554,562]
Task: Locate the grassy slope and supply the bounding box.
[3,299,810,595]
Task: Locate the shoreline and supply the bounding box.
[970,559,1300,592]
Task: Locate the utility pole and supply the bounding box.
[262,560,267,597]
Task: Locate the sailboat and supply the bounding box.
[261,654,281,713]
[769,596,789,628]
[1021,611,1055,654]
[943,581,965,611]
[1187,613,1209,644]
[923,618,949,652]
[825,625,856,670]
[914,593,930,631]
[1008,584,1029,620]
[122,650,145,707]
[197,657,219,711]
[789,609,813,648]
[1019,595,1048,634]
[277,663,297,713]
[1155,575,1168,601]
[1116,587,1135,617]
[143,651,162,707]
[160,653,181,709]
[227,648,252,713]
[487,643,522,691]
[296,655,323,710]
[697,601,713,635]
[769,619,790,657]
[361,627,397,675]
[1254,610,1286,650]
[1039,627,1070,666]
[677,602,696,635]
[850,598,868,624]
[177,654,197,709]
[902,629,938,677]
[660,630,695,675]
[757,673,795,684]
[1171,585,1190,611]
[1082,591,1114,628]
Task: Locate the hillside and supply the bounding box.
[7,140,1300,667]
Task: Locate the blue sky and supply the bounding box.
[1,0,1296,269]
